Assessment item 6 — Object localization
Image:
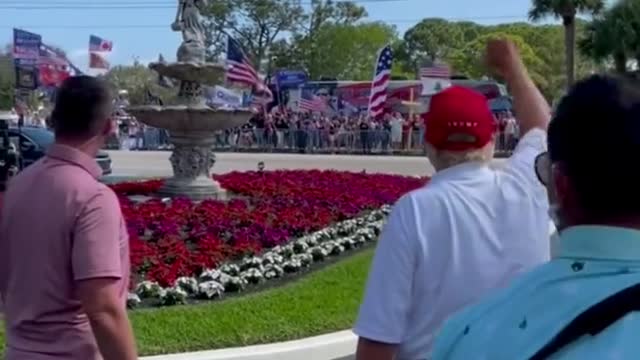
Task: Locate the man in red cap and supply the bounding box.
[354,39,551,360]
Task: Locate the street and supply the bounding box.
[107,150,439,178]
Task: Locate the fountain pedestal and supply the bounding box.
[160,133,226,200]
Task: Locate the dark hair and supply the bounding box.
[549,74,640,219]
[50,76,113,138]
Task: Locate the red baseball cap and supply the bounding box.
[424,86,497,151]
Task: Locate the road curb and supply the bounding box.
[140,330,357,360]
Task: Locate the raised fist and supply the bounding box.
[485,38,524,78]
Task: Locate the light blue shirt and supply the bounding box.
[432,226,640,360]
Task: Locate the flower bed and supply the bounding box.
[110,170,426,308]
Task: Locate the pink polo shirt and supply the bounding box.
[0,144,130,359]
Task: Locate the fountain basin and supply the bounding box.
[127,105,253,133]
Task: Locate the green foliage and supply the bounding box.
[0,50,14,110]
[528,0,605,88]
[103,64,176,106]
[395,19,597,100]
[579,0,640,72]
[203,0,306,67]
[529,0,605,21]
[450,32,543,81]
[296,22,397,80]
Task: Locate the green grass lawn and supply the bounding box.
[0,249,374,356]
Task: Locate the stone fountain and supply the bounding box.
[127,0,252,200]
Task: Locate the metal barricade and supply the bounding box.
[124,127,515,157]
[207,128,428,155]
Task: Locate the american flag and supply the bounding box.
[89,35,113,52]
[299,89,327,112]
[226,36,273,102]
[368,45,393,118]
[420,64,450,79]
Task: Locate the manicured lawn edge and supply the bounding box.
[0,248,374,356]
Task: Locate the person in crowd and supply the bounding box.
[432,74,640,360]
[275,113,288,148]
[390,112,404,149]
[0,76,137,360]
[354,39,550,360]
[359,115,371,154]
[505,111,518,150]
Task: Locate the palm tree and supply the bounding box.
[529,0,604,88]
[579,14,629,73]
[579,0,640,74]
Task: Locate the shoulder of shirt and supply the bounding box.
[395,183,446,209]
[435,261,557,352]
[390,184,448,225]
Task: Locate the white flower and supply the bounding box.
[160,287,188,306]
[338,237,357,250]
[306,235,320,246]
[199,269,222,282]
[175,277,198,294]
[310,246,329,261]
[198,281,225,299]
[136,281,162,299]
[262,252,284,266]
[283,258,302,273]
[293,253,313,267]
[276,244,294,258]
[127,293,141,308]
[219,264,241,276]
[240,257,263,271]
[329,243,345,256]
[223,276,248,292]
[263,264,284,279]
[293,240,309,254]
[241,268,264,284]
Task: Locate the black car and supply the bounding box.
[8,127,112,175]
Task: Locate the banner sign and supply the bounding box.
[206,85,243,107]
[275,70,307,88]
[13,29,42,60]
[15,66,38,90]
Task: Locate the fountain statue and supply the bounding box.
[127,0,253,200]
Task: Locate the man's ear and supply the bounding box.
[551,165,574,215]
[103,117,117,137]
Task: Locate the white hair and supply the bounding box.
[426,141,495,172]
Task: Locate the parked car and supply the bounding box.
[7,126,112,176]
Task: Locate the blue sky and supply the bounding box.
[0,0,605,71]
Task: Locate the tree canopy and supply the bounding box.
[5,0,640,108]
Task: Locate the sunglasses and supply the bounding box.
[534,151,551,186]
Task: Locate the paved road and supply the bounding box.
[107,150,508,180]
[107,151,438,178]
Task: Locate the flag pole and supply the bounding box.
[224,35,230,88]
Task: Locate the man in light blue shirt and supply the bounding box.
[432,49,640,359]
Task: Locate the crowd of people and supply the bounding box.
[112,108,519,155]
[5,37,640,360]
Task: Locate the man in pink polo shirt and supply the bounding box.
[0,76,137,359]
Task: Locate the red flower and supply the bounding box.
[111,170,427,284]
